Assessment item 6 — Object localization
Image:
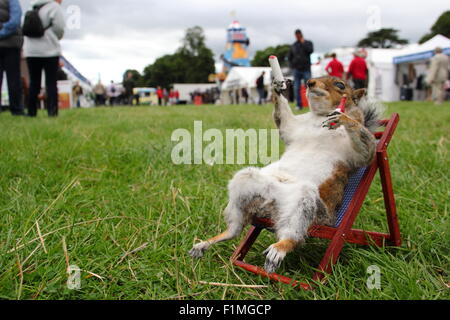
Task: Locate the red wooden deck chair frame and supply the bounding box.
[230,113,401,290]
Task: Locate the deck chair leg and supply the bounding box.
[312,231,346,282]
[231,226,262,262]
[378,151,401,246]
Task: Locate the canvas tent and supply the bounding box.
[393,34,450,101]
[59,56,94,108]
[366,48,402,101]
[221,67,272,104]
[393,34,450,64]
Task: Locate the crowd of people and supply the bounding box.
[287,29,449,107]
[191,87,220,105]
[156,86,181,106]
[88,74,141,107]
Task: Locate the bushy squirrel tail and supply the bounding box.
[358,97,386,132]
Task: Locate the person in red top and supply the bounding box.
[156,86,164,106]
[325,53,344,79]
[174,90,180,104]
[168,88,176,105]
[347,52,368,89]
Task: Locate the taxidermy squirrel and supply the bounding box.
[189,76,384,273]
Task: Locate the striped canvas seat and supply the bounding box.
[334,166,368,227]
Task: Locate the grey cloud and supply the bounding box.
[17,0,448,82]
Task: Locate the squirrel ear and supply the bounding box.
[352,88,366,103]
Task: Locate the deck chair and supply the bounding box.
[231,113,401,290]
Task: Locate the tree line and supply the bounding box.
[122,26,215,88]
[122,11,449,85]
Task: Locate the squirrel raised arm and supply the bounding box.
[269,56,297,144]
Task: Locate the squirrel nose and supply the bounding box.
[307,80,316,88]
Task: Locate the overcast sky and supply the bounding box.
[19,0,448,83]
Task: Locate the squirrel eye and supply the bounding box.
[334,82,345,90]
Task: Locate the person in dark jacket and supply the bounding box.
[288,29,314,110]
[0,0,24,115]
[256,71,265,105]
[123,71,136,105]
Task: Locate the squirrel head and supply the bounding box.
[306,77,366,116]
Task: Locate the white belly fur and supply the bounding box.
[261,112,354,188]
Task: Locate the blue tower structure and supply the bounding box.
[222,20,251,73]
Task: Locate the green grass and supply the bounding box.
[0,101,448,300]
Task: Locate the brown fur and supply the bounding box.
[273,239,297,253]
[318,162,351,225]
[307,77,367,115]
[207,231,230,244]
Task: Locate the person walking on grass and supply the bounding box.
[0,0,25,116]
[425,47,449,105]
[288,29,314,110]
[23,0,65,117]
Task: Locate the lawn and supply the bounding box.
[0,101,448,300]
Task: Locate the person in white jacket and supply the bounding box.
[24,0,65,117]
[425,47,449,105]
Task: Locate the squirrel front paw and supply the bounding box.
[263,245,286,274]
[322,110,343,130]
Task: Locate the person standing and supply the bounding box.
[347,51,368,89]
[123,71,135,106]
[241,87,249,104]
[168,88,176,105]
[156,86,163,106]
[93,80,106,106]
[288,29,314,110]
[0,0,25,116]
[174,89,180,104]
[107,80,117,106]
[325,53,344,79]
[256,71,265,105]
[163,88,169,106]
[425,47,449,105]
[24,0,65,117]
[71,81,83,108]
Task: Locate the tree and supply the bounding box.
[357,28,408,48]
[138,26,215,88]
[122,69,143,85]
[252,44,291,67]
[177,26,215,83]
[419,10,450,43]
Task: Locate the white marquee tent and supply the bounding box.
[393,34,450,64]
[392,34,450,101]
[221,67,272,104]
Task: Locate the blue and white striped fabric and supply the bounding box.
[334,167,368,227]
